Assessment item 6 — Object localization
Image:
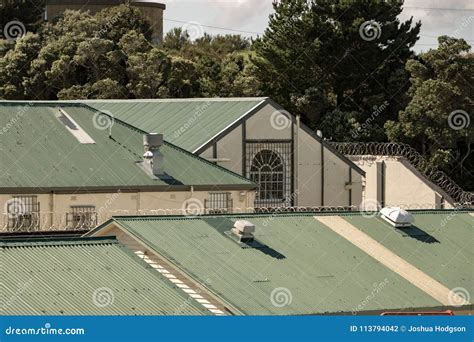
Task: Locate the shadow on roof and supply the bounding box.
[201,216,286,259]
[394,225,440,244]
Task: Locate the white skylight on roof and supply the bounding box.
[55,107,95,144]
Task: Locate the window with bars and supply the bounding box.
[6,195,40,231]
[246,142,293,208]
[66,206,97,230]
[205,193,233,214]
[250,150,285,201]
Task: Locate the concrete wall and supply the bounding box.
[323,147,363,207]
[349,155,455,209]
[199,102,364,208]
[45,1,165,44]
[295,127,322,206]
[215,123,243,175]
[0,189,255,231]
[245,103,293,140]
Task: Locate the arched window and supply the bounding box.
[250,150,284,202]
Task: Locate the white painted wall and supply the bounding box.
[198,102,364,208]
[349,155,455,209]
[0,189,256,231]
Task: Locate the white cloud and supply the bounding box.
[400,0,473,49]
[163,0,473,50]
[163,0,273,36]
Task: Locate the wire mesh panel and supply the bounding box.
[6,196,40,231]
[245,141,293,208]
[66,206,98,230]
[205,192,233,214]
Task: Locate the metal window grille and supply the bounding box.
[245,141,293,208]
[6,195,40,231]
[205,193,233,214]
[66,206,97,230]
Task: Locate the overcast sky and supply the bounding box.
[163,0,474,52]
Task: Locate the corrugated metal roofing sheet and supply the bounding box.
[0,103,253,189]
[1,237,208,315]
[344,211,474,295]
[78,98,267,152]
[109,213,454,315]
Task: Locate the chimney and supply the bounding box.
[232,220,256,243]
[143,133,164,176]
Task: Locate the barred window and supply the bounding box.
[67,206,97,230]
[205,193,233,214]
[250,150,284,202]
[6,195,40,231]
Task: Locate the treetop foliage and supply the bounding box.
[0,2,472,189]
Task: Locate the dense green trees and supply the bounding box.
[386,36,473,189]
[0,3,471,189]
[0,5,257,99]
[253,0,420,140]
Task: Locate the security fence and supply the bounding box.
[331,142,473,206]
[1,203,472,233]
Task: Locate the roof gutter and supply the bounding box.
[0,183,257,194]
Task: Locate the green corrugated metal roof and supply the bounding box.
[0,237,208,315]
[78,98,267,152]
[343,211,474,295]
[0,103,253,189]
[106,213,449,315]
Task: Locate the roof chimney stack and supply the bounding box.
[143,133,164,176]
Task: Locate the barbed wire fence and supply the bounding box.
[330,142,474,206]
[1,202,472,233]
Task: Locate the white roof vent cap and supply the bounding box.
[380,207,414,228]
[232,220,255,242]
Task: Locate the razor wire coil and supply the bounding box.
[330,142,473,205]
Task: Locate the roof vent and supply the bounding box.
[143,133,164,176]
[380,207,414,228]
[232,220,255,243]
